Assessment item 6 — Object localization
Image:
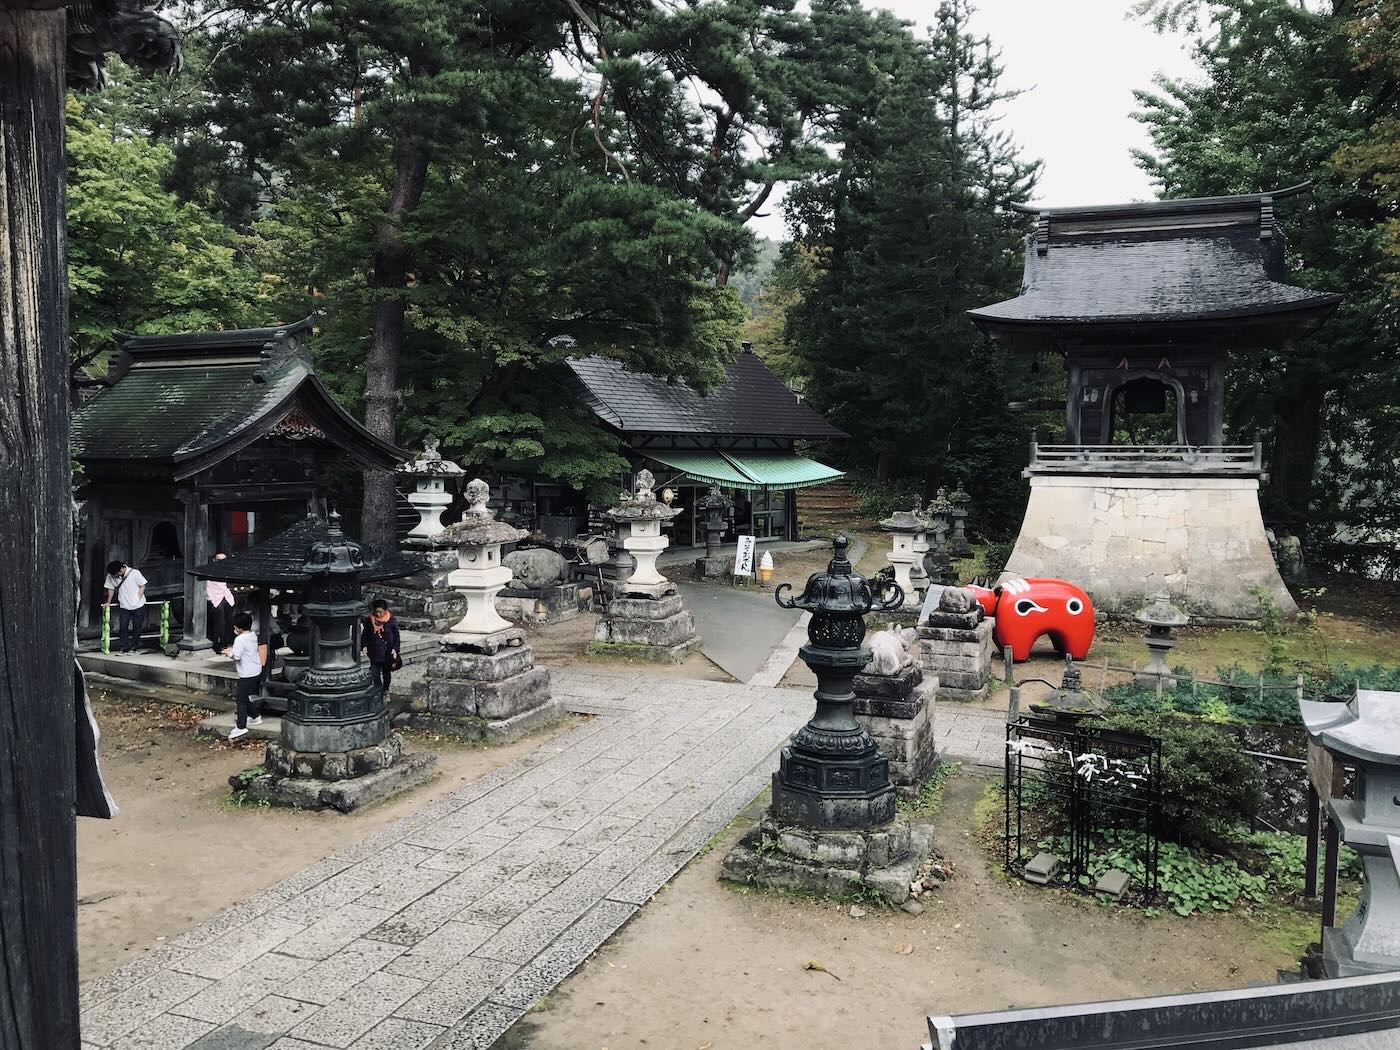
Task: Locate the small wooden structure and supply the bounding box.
[71,321,405,653]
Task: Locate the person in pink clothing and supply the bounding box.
[206,552,236,651]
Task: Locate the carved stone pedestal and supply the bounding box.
[496,581,591,626]
[411,627,560,743]
[593,594,701,662]
[373,546,467,632]
[853,666,939,799]
[915,602,995,701]
[243,734,436,813]
[722,816,934,905]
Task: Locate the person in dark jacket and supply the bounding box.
[361,598,401,698]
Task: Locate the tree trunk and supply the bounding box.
[1266,375,1327,528]
[360,144,430,548]
[0,6,82,1045]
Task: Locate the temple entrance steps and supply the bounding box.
[796,478,856,535]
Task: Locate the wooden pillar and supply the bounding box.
[78,489,103,630]
[1304,782,1321,900]
[178,489,211,652]
[0,5,82,1044]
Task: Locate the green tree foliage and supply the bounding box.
[784,0,1038,534]
[65,97,259,377]
[1133,0,1400,561]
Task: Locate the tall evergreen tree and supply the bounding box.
[785,0,1037,531]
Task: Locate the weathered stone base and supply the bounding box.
[496,582,591,626]
[265,734,402,781]
[915,616,994,701]
[586,637,703,664]
[720,816,935,904]
[411,636,558,743]
[404,697,564,744]
[854,673,939,800]
[239,743,436,813]
[594,594,700,653]
[604,579,676,601]
[1006,473,1297,620]
[695,555,732,579]
[369,582,466,633]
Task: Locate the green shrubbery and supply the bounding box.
[1100,711,1264,848]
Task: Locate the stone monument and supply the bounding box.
[694,484,734,579]
[496,545,590,626]
[915,585,996,701]
[1134,592,1189,689]
[855,625,939,798]
[1301,688,1400,977]
[410,479,558,742]
[948,485,973,558]
[218,514,436,812]
[922,489,955,586]
[373,435,467,632]
[879,504,923,610]
[722,536,933,902]
[592,470,701,662]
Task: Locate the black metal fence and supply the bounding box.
[1005,715,1161,903]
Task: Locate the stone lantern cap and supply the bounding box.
[1031,658,1108,719]
[1135,592,1190,630]
[398,435,465,479]
[879,508,923,532]
[696,483,732,511]
[927,488,954,517]
[1301,689,1400,766]
[949,485,971,506]
[436,478,527,547]
[606,468,680,523]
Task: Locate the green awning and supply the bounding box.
[648,450,844,492]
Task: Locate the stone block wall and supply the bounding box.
[1005,474,1296,620]
[916,618,995,699]
[854,676,938,799]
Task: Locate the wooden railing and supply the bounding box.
[1027,437,1264,476]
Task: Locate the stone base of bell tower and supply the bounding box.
[1004,473,1296,621]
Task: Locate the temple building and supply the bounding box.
[71,320,405,652]
[496,347,845,545]
[970,186,1342,620]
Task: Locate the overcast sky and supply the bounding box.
[754,0,1202,239]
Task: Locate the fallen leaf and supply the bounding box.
[699,1043,713,1049]
[894,943,915,956]
[803,959,841,981]
[848,905,866,918]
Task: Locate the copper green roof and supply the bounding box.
[72,320,405,478]
[648,449,843,492]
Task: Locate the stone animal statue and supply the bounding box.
[866,625,914,676]
[966,576,1095,662]
[503,547,569,589]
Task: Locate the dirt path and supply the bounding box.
[77,697,578,982]
[506,775,1292,1050]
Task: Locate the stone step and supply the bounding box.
[197,711,282,742]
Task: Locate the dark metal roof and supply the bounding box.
[71,320,406,477]
[187,515,423,585]
[564,350,845,439]
[970,188,1342,341]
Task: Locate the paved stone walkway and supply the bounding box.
[80,669,1005,1050]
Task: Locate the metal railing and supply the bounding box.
[1027,435,1265,475]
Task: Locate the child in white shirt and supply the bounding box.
[224,613,264,741]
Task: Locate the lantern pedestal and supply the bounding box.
[880,508,923,610]
[853,664,940,800]
[246,736,437,813]
[381,437,468,631]
[914,590,996,700]
[722,535,932,903]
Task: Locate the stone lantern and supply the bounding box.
[948,484,973,558]
[922,489,955,586]
[1134,593,1189,689]
[694,483,733,580]
[909,496,931,594]
[1030,656,1107,721]
[413,479,557,742]
[377,435,468,632]
[721,535,932,902]
[193,513,437,811]
[593,470,701,661]
[1301,689,1400,976]
[441,478,525,645]
[879,505,923,609]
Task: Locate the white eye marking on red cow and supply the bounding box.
[1003,578,1030,594]
[1066,598,1085,615]
[1013,598,1048,616]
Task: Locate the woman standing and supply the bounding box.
[361,598,401,698]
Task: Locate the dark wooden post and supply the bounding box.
[0,5,81,1044]
[1322,819,1341,937]
[1304,782,1321,900]
[178,487,212,653]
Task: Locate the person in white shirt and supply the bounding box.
[223,612,264,741]
[103,559,148,654]
[206,552,236,651]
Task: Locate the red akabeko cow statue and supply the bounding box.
[966,577,1095,662]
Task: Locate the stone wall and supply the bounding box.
[915,617,995,700]
[1005,474,1296,621]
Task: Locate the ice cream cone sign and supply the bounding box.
[758,550,775,586]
